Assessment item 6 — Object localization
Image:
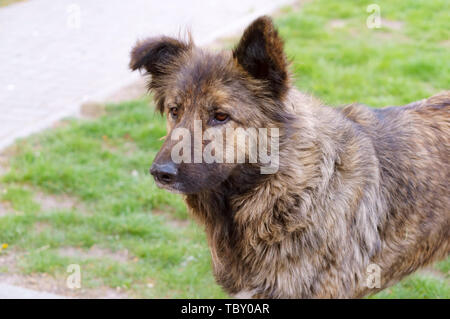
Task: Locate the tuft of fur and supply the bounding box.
[130,16,450,298]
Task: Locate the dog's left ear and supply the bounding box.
[233,16,289,98]
[129,36,191,77]
[129,36,192,113]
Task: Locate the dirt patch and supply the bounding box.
[0,201,14,217]
[373,31,399,41]
[51,119,72,129]
[440,40,450,48]
[328,19,347,29]
[101,138,138,157]
[122,141,138,156]
[57,245,133,263]
[420,266,449,281]
[344,26,410,43]
[381,19,404,31]
[80,102,107,119]
[152,209,190,228]
[33,221,52,234]
[276,0,311,15]
[0,155,9,176]
[0,249,130,298]
[34,190,83,212]
[0,185,87,216]
[0,250,18,271]
[80,79,148,119]
[0,144,20,159]
[104,79,148,104]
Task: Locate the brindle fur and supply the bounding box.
[130,16,450,298]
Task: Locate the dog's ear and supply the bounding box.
[233,16,289,98]
[129,36,191,77]
[130,36,191,113]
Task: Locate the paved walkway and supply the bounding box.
[0,0,294,298]
[0,284,66,299]
[0,0,294,150]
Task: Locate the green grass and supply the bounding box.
[278,0,449,107]
[0,0,27,7]
[0,100,226,298]
[371,274,450,299]
[0,0,448,298]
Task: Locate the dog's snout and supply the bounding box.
[150,162,178,185]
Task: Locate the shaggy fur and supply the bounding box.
[130,16,450,298]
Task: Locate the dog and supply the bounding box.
[129,16,449,298]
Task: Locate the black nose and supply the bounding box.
[150,162,178,185]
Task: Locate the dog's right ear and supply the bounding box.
[233,16,289,99]
[129,36,191,77]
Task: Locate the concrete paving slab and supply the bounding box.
[0,283,66,299]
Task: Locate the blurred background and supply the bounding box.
[0,0,448,298]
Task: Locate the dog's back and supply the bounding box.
[342,91,450,294]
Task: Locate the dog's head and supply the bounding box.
[130,16,293,194]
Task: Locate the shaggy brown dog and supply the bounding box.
[130,16,449,298]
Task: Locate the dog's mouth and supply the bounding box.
[153,175,207,195]
[153,179,188,194]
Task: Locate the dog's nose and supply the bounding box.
[150,162,178,185]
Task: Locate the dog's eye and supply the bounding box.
[212,113,229,125]
[169,106,179,119]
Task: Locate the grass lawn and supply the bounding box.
[0,0,448,298]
